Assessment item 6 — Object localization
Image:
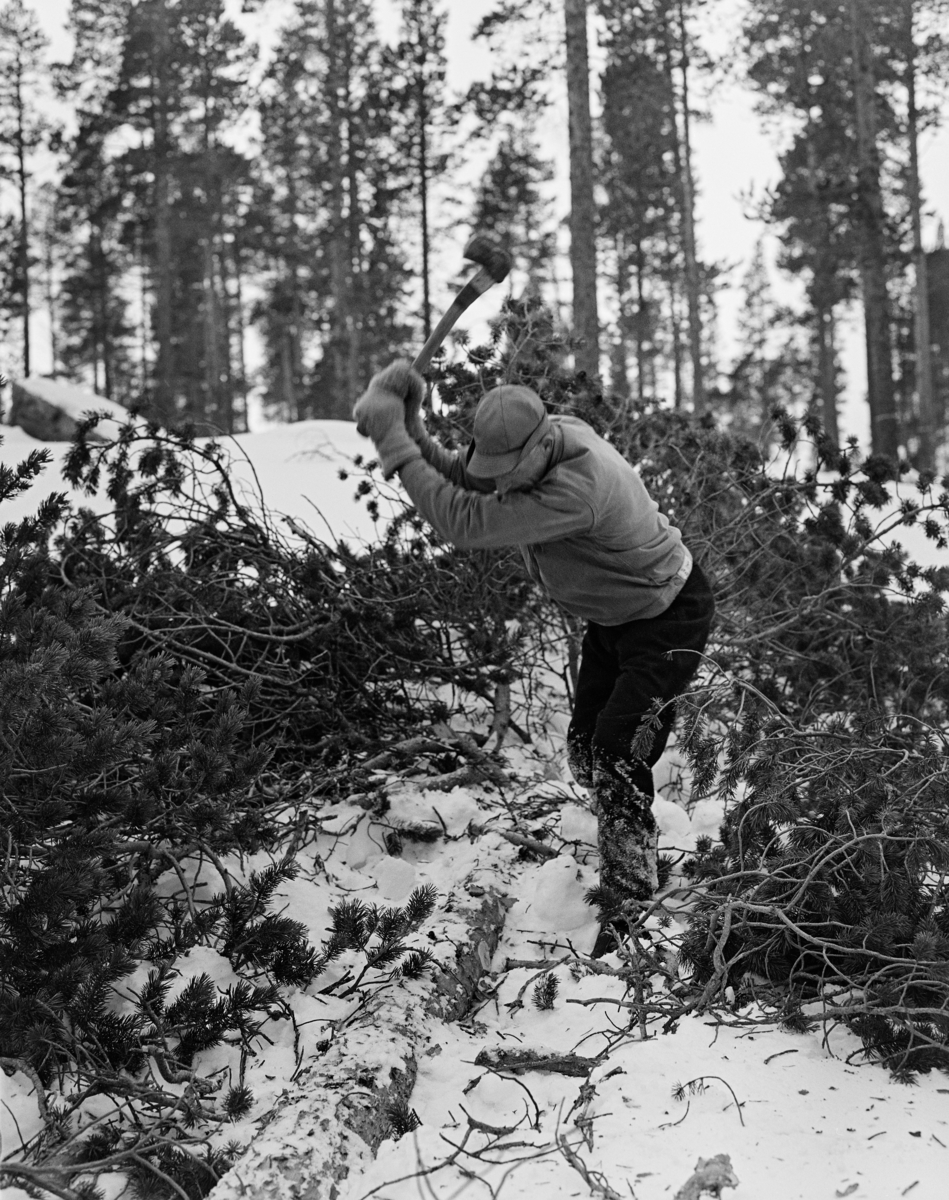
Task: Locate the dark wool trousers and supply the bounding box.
[566,562,715,913]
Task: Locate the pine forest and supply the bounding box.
[0,0,945,459]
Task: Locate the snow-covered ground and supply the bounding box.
[2,414,949,1200]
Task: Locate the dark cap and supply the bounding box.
[466,384,550,478]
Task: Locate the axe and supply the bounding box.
[411,234,512,374]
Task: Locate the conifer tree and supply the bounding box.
[387,0,453,348]
[597,0,711,409]
[743,0,911,457]
[0,0,51,378]
[252,0,414,420]
[56,115,136,401]
[60,0,253,428]
[470,129,556,295]
[460,0,559,320]
[729,238,810,443]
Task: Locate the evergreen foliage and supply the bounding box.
[0,429,450,1197]
[532,972,559,1010]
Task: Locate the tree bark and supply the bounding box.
[815,298,839,450]
[804,136,840,450]
[670,275,683,409]
[564,0,600,379]
[418,56,432,345]
[325,0,352,418]
[848,0,899,459]
[674,0,705,415]
[151,0,175,424]
[13,63,30,376]
[346,47,363,394]
[905,0,936,471]
[229,227,249,433]
[611,232,630,399]
[634,241,648,404]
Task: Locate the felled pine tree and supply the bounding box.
[0,437,280,1082]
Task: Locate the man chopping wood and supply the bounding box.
[353,363,714,950]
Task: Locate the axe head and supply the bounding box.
[463,234,512,284]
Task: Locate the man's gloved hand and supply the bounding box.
[369,360,427,441]
[352,362,423,479]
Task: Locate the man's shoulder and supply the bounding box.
[549,415,632,470]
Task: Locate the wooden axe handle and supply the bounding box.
[411,268,493,375]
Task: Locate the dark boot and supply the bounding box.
[588,751,658,957]
[594,751,658,910]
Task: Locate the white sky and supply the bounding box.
[15,0,949,447]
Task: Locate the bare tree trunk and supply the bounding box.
[325,0,352,418]
[346,51,363,393]
[564,0,600,379]
[611,232,630,399]
[674,0,705,415]
[41,198,58,375]
[93,227,114,399]
[634,240,648,405]
[418,63,431,345]
[202,234,224,431]
[229,230,249,433]
[282,168,304,421]
[848,0,899,459]
[14,69,31,376]
[151,2,175,424]
[138,228,149,398]
[803,136,840,449]
[905,0,935,471]
[815,298,839,449]
[669,275,683,409]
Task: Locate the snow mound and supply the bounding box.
[528,854,592,932]
[10,376,129,441]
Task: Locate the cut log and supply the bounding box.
[207,985,422,1200]
[427,892,510,1021]
[209,890,510,1200]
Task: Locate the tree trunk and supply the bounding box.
[634,241,648,405]
[93,226,114,399]
[283,168,304,421]
[418,64,432,345]
[151,1,175,424]
[325,0,353,418]
[674,0,705,415]
[203,233,224,431]
[14,67,30,376]
[41,200,58,375]
[815,297,839,449]
[564,0,600,379]
[905,0,936,471]
[803,134,840,450]
[346,50,363,393]
[611,232,630,399]
[138,228,150,399]
[229,229,249,433]
[848,0,899,459]
[670,275,683,409]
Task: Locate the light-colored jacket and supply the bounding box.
[398,415,691,625]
